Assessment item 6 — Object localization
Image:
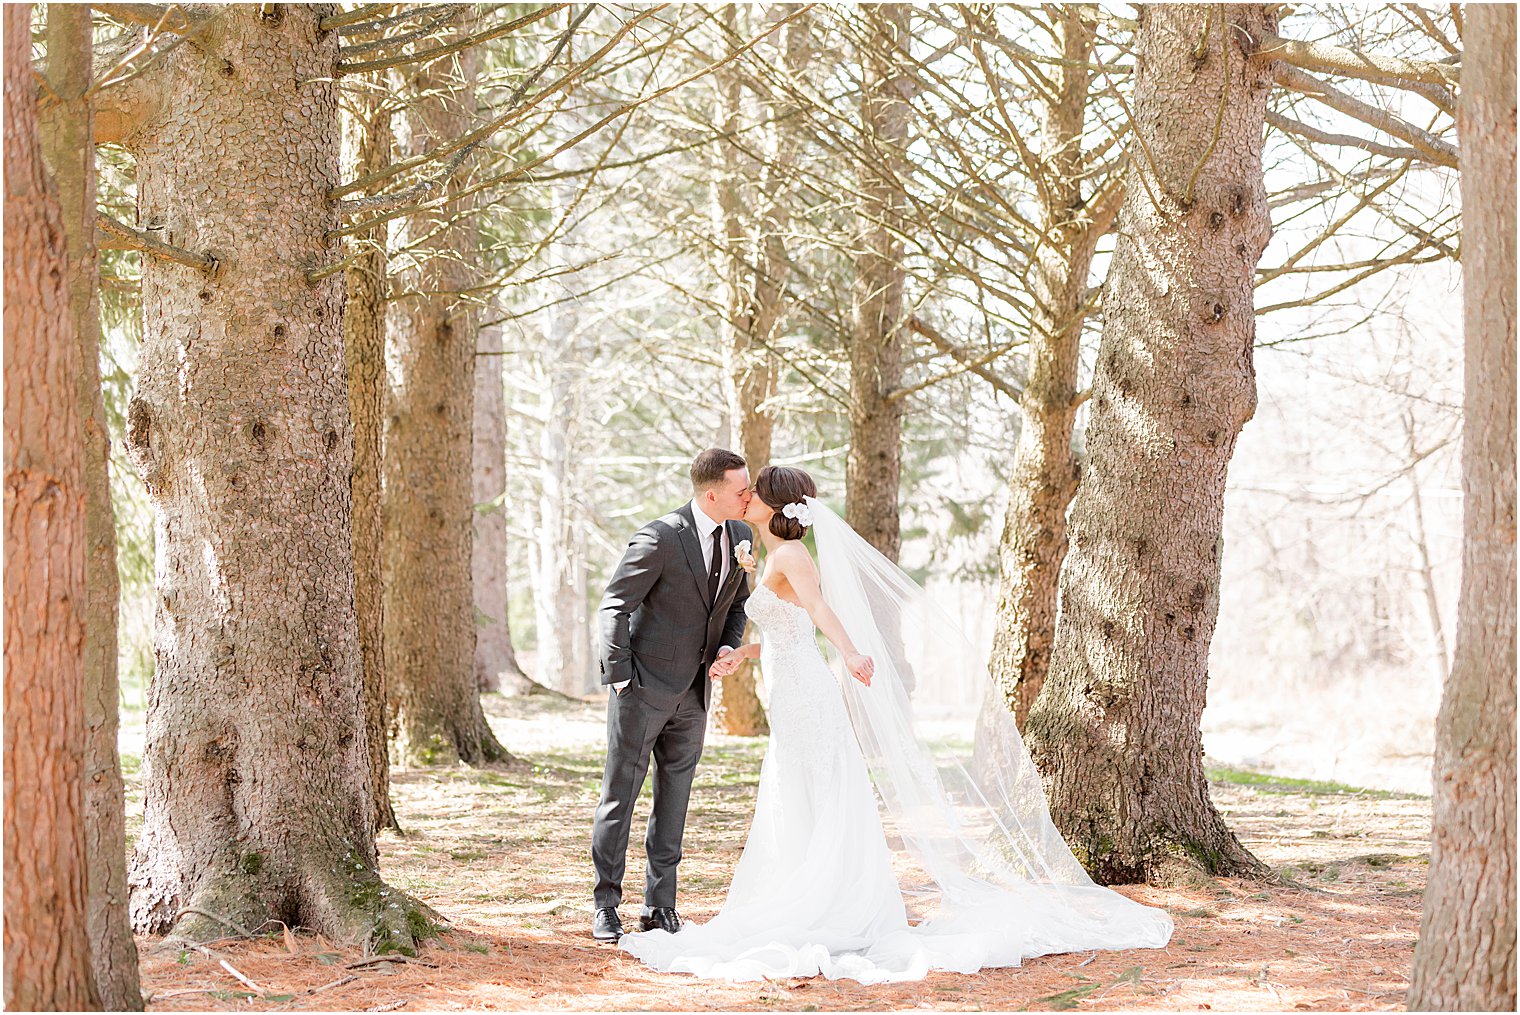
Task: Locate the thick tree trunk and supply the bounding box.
[3,6,102,1008]
[1024,4,1275,886]
[41,5,143,1007]
[846,3,911,563]
[121,5,428,951]
[343,93,399,830]
[1408,7,1517,1009]
[987,8,1110,726]
[384,43,510,766]
[473,322,534,695]
[709,4,772,738]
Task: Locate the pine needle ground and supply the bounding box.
[131,693,1429,1012]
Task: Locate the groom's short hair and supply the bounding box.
[691,448,747,491]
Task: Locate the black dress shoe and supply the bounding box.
[592,907,623,942]
[640,907,682,934]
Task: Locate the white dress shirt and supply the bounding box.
[690,498,731,589]
[611,499,738,694]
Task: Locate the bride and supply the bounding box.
[618,465,1174,984]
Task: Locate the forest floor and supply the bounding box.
[129,692,1432,1013]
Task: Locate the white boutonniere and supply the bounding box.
[733,539,756,574]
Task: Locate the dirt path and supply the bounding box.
[135,694,1430,1011]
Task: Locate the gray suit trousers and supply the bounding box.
[590,672,707,912]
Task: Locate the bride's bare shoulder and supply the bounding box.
[770,540,815,569]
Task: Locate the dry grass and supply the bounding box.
[134,693,1430,1012]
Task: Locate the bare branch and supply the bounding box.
[337,5,466,59]
[1258,30,1459,89]
[334,4,814,234]
[97,214,218,274]
[895,316,1024,402]
[1267,109,1430,162]
[317,4,394,33]
[337,4,567,75]
[93,3,200,33]
[1273,63,1458,168]
[331,3,602,200]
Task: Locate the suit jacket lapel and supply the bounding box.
[675,503,710,603]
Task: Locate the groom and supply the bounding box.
[590,448,753,942]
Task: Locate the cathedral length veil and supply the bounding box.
[805,496,1174,965]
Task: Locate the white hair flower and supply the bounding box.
[781,501,814,528]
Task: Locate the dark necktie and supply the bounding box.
[706,524,724,605]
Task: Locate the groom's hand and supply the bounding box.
[709,646,738,680]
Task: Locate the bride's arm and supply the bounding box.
[708,637,759,678]
[773,544,875,686]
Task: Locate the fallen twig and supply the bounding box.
[307,974,359,995]
[147,986,219,1000]
[347,955,439,970]
[365,1001,409,1013]
[219,958,261,993]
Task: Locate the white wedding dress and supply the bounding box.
[619,504,1176,984]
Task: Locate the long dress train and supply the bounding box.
[618,582,1174,984]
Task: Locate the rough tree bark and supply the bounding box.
[1407,6,1517,1009]
[342,90,399,830]
[846,3,911,563]
[3,5,102,1007]
[987,7,1114,726]
[119,5,428,950]
[40,5,143,1007]
[384,39,510,766]
[473,322,534,696]
[1024,4,1276,885]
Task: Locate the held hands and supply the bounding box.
[844,652,875,687]
[709,647,741,680]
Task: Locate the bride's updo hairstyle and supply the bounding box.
[754,466,817,541]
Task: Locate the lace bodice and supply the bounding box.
[746,582,815,643]
[747,583,842,689]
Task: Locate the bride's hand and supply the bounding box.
[709,649,740,680]
[845,652,874,687]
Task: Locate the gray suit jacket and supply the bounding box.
[597,503,750,710]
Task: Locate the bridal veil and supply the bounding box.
[806,496,1174,965]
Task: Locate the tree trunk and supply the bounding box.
[709,4,772,738]
[384,42,510,766]
[342,91,399,830]
[530,39,593,697]
[1407,6,1517,1008]
[846,3,911,563]
[3,6,102,1008]
[120,5,428,951]
[987,7,1110,726]
[41,5,143,1007]
[473,322,534,695]
[529,357,587,694]
[1024,4,1275,886]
